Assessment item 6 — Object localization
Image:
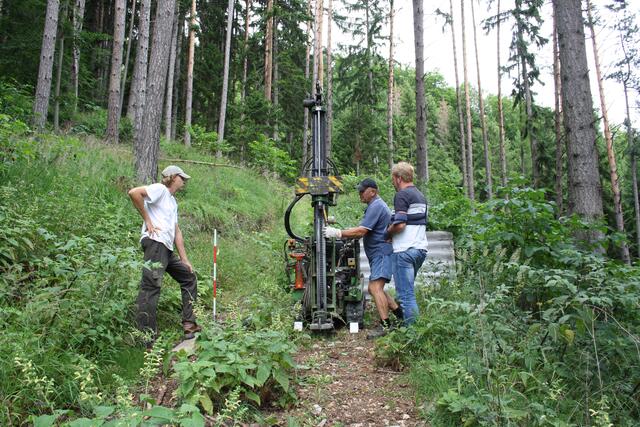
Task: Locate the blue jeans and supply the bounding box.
[392,248,427,325]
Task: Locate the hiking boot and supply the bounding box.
[366,324,389,340]
[183,321,202,339]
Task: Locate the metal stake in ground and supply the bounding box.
[212,229,218,321]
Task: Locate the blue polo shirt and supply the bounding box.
[360,196,393,259]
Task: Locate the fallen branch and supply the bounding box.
[160,158,242,169]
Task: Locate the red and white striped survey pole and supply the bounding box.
[212,229,218,321]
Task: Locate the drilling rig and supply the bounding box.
[284,84,365,331]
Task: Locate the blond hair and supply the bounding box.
[392,162,414,183]
[161,175,179,187]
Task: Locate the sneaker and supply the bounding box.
[183,321,202,339]
[366,324,388,340]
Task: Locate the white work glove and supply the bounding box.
[324,226,342,239]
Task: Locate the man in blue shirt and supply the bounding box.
[386,162,428,326]
[324,178,402,338]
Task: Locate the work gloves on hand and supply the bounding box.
[324,226,342,239]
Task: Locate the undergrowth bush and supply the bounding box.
[376,185,640,426]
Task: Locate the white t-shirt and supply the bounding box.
[140,183,178,250]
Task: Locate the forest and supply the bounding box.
[1,0,640,425]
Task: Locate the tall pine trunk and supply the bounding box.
[33,0,61,130]
[461,0,474,200]
[553,0,603,240]
[470,0,491,198]
[183,0,196,146]
[586,0,630,263]
[218,0,235,154]
[54,3,67,133]
[413,0,427,182]
[119,0,137,114]
[496,0,507,188]
[164,2,179,142]
[273,15,279,140]
[136,0,176,183]
[313,0,324,90]
[264,0,274,101]
[172,11,184,140]
[106,0,127,143]
[449,0,467,194]
[386,0,394,170]
[71,0,85,113]
[326,0,333,158]
[302,0,311,171]
[552,7,563,217]
[128,0,150,138]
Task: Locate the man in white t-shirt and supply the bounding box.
[128,165,200,345]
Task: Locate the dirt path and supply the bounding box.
[270,329,426,427]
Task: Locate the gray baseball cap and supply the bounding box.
[161,165,191,180]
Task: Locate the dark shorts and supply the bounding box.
[369,253,392,282]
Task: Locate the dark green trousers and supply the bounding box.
[136,237,197,336]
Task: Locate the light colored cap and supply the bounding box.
[161,165,191,180]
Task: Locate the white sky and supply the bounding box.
[330,0,640,127]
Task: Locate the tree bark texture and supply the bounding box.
[586,0,629,263]
[552,6,563,217]
[326,0,333,158]
[470,0,492,198]
[386,0,394,170]
[171,12,184,141]
[106,0,127,143]
[460,0,474,200]
[183,0,196,146]
[136,0,176,184]
[54,3,66,133]
[302,0,312,171]
[496,0,507,188]
[449,0,467,195]
[273,16,279,141]
[128,0,150,135]
[264,0,274,101]
[218,0,235,152]
[71,0,86,113]
[120,0,137,114]
[241,0,251,103]
[164,2,179,142]
[553,0,603,227]
[413,0,428,183]
[33,0,60,130]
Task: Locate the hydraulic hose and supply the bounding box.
[284,194,305,242]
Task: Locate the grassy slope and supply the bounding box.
[0,134,310,423]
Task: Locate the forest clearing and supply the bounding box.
[2,0,640,425]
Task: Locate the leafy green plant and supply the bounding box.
[174,325,296,414]
[248,134,297,181]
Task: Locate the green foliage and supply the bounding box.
[174,325,297,413]
[376,186,640,426]
[187,124,232,155]
[248,134,298,180]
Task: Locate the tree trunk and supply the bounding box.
[386,0,394,170]
[241,0,250,103]
[183,0,196,146]
[553,0,603,237]
[326,0,333,158]
[106,0,127,143]
[496,0,507,188]
[552,6,563,217]
[218,0,235,153]
[273,14,280,140]
[71,0,85,113]
[449,0,467,195]
[302,0,311,171]
[33,0,61,131]
[470,0,491,198]
[586,0,630,263]
[264,0,274,101]
[164,2,179,142]
[128,0,150,138]
[136,0,176,184]
[460,0,474,200]
[413,0,427,183]
[54,2,67,133]
[314,0,324,90]
[516,13,537,187]
[171,12,184,140]
[119,0,137,115]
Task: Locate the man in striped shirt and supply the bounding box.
[386,162,428,325]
